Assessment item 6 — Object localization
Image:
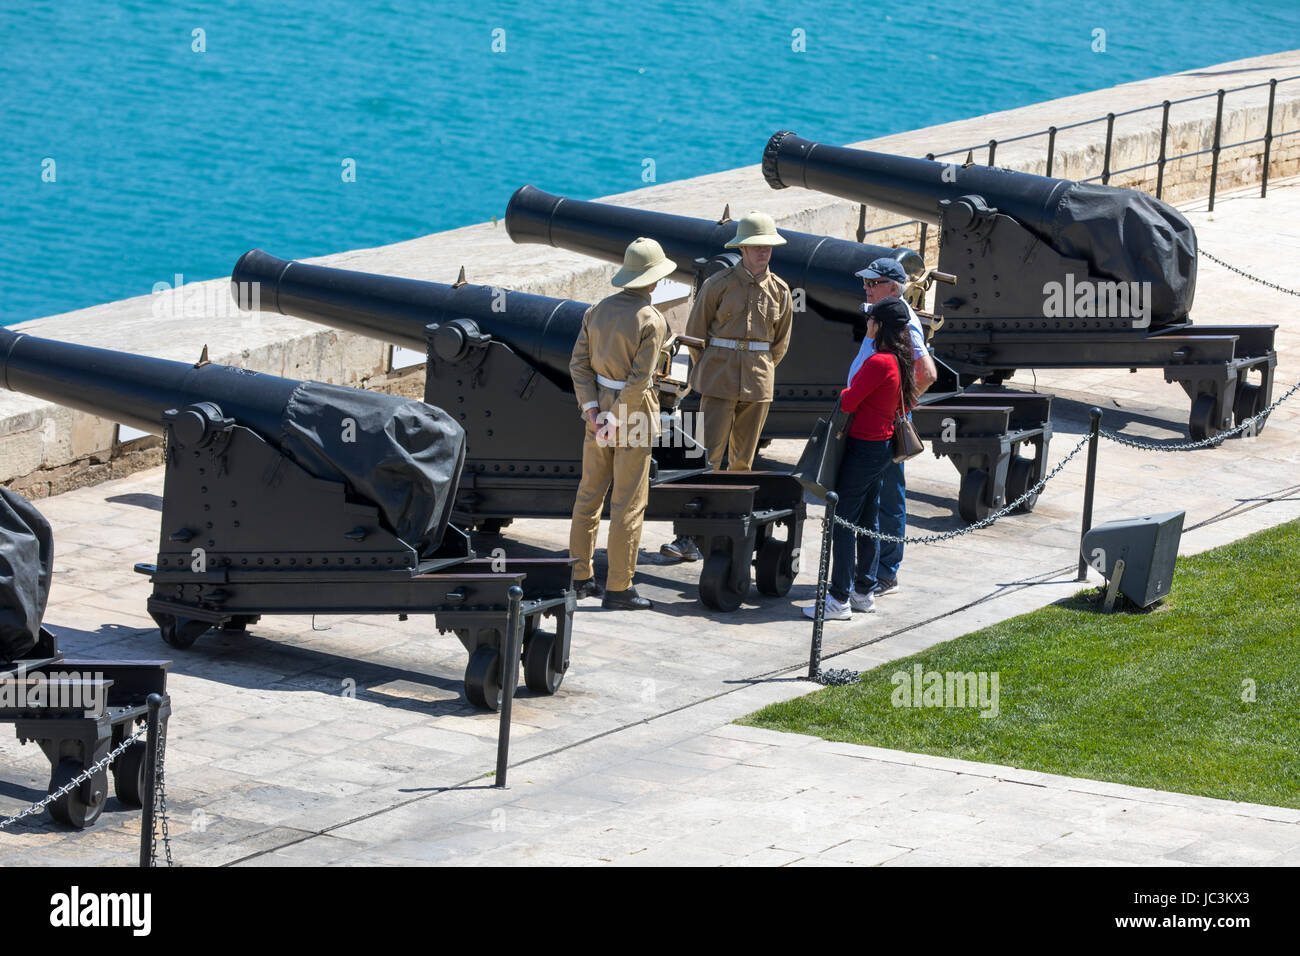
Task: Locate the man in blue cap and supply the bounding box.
[845,258,938,606]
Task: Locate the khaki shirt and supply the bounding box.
[685,264,792,401]
[570,288,670,441]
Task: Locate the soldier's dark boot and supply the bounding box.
[574,578,603,599]
[602,587,652,611]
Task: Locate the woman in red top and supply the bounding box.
[805,298,919,621]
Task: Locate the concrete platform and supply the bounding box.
[0,177,1297,867]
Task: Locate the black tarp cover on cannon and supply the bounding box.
[0,487,53,661]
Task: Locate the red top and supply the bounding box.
[841,352,902,441]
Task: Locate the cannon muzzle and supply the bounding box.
[763,131,1197,323]
[505,185,923,322]
[233,249,587,389]
[0,327,465,553]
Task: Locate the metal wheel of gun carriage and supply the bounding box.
[502,186,1056,520]
[761,132,1278,444]
[0,628,171,829]
[0,327,573,712]
[232,250,807,612]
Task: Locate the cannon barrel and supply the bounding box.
[763,131,1197,323]
[504,185,924,321]
[0,327,465,552]
[0,325,299,439]
[233,249,588,388]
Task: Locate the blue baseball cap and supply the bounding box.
[854,257,909,284]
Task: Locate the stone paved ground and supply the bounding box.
[1,179,1297,866]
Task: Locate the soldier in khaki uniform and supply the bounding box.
[662,212,792,562]
[569,237,676,611]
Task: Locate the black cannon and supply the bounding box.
[763,132,1278,441]
[232,249,806,611]
[505,187,1056,522]
[0,328,574,710]
[0,485,173,829]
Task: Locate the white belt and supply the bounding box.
[596,373,627,390]
[709,337,770,352]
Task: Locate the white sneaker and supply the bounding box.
[849,588,877,613]
[803,595,852,621]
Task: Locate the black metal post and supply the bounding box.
[856,204,867,243]
[493,586,523,789]
[1045,127,1056,178]
[808,491,838,680]
[918,221,928,260]
[139,693,163,868]
[1102,113,1115,185]
[1156,100,1170,199]
[1261,79,1277,198]
[987,139,997,166]
[1076,408,1102,581]
[1209,89,1225,212]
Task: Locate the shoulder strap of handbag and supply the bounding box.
[895,355,906,419]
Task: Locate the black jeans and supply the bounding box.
[830,437,895,603]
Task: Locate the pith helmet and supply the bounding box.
[724,211,787,248]
[611,237,678,288]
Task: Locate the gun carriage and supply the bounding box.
[0,327,571,710]
[762,132,1277,443]
[504,187,1056,522]
[231,250,806,611]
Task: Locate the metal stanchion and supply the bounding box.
[493,586,524,789]
[808,491,838,680]
[1077,408,1102,581]
[139,693,163,868]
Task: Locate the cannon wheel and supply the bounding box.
[157,614,212,649]
[464,644,502,712]
[1188,394,1221,443]
[48,759,107,829]
[112,740,149,808]
[1006,457,1039,514]
[699,552,748,612]
[958,469,992,524]
[755,538,796,597]
[523,630,563,695]
[1234,384,1265,434]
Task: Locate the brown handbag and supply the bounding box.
[890,380,924,463]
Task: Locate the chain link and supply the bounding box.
[812,667,860,686]
[1100,377,1300,451]
[830,433,1092,544]
[0,726,145,830]
[1199,249,1300,297]
[151,719,174,867]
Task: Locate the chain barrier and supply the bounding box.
[1100,378,1300,452]
[1199,249,1300,297]
[0,727,145,831]
[829,433,1092,544]
[812,667,860,686]
[149,719,174,867]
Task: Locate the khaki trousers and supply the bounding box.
[699,395,770,471]
[569,425,653,591]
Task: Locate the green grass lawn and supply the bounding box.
[743,518,1300,808]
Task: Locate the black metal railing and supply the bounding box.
[852,75,1299,245]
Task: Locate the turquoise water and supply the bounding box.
[2,0,1297,324]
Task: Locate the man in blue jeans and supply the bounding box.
[849,259,937,601]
